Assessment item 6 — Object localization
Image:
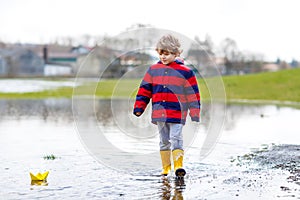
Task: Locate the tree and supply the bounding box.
[219,38,239,74]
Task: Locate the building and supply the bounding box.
[0,55,7,75]
[75,47,156,78]
[43,45,94,76]
[0,48,44,77]
[75,46,115,77]
[262,63,280,72]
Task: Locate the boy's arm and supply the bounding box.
[184,70,201,122]
[133,70,152,117]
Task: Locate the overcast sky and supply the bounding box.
[0,0,299,61]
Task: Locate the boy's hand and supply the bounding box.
[135,112,142,117]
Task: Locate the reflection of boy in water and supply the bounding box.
[133,34,201,177]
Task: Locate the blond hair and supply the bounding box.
[156,34,182,56]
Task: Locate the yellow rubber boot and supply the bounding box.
[172,149,186,177]
[160,150,171,176]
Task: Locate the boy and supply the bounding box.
[133,34,200,177]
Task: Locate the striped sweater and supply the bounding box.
[133,60,200,124]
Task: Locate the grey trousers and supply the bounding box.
[157,122,184,151]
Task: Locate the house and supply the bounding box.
[44,64,72,76]
[0,48,44,77]
[116,50,156,78]
[262,63,280,72]
[75,47,157,78]
[0,55,7,75]
[38,45,91,76]
[75,46,115,77]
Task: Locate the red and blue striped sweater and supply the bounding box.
[133,60,200,124]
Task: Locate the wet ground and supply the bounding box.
[229,144,300,199]
[0,99,299,199]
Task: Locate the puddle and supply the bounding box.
[0,99,299,199]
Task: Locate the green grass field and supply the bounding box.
[222,68,300,102]
[1,68,300,102]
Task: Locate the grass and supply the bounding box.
[43,154,57,160]
[222,68,300,102]
[0,87,74,99]
[0,68,300,102]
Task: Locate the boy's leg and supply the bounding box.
[169,123,186,177]
[157,122,171,150]
[157,122,171,175]
[169,123,183,150]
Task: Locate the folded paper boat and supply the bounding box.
[30,171,49,181]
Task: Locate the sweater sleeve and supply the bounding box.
[133,68,152,116]
[184,70,201,122]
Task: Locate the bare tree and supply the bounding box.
[219,38,237,74]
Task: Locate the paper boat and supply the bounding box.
[30,171,49,181]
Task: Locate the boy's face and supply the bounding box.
[158,51,177,65]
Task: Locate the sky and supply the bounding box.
[0,0,299,61]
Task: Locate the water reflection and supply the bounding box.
[0,99,73,122]
[0,98,211,129]
[31,180,48,186]
[160,178,172,199]
[160,177,185,200]
[1,99,299,131]
[224,102,300,131]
